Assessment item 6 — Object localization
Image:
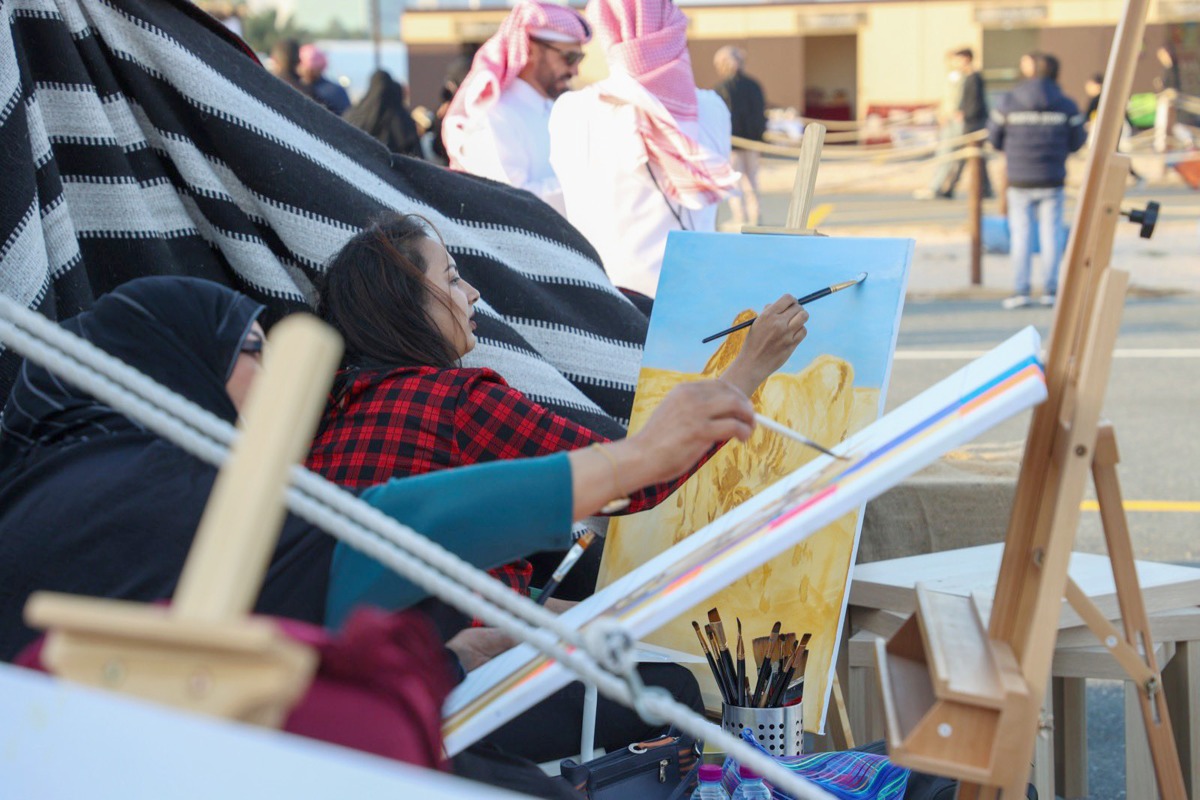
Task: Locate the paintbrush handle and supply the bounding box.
[737,656,746,706]
[699,287,835,344]
[769,666,796,708]
[750,656,771,707]
[704,653,730,704]
[534,531,595,606]
[719,649,739,701]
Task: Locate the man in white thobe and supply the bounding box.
[441,0,591,215]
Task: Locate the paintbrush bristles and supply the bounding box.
[752,636,769,666]
[692,620,713,656]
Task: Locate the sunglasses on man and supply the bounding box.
[532,38,586,68]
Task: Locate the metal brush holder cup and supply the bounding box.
[721,702,804,756]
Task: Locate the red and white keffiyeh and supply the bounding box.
[443,0,591,171]
[587,0,738,207]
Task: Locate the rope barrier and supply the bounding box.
[768,108,926,132]
[0,294,837,800]
[737,129,989,163]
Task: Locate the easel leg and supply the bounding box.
[1092,424,1188,799]
[1161,640,1199,798]
[1031,684,1055,800]
[1053,676,1088,799]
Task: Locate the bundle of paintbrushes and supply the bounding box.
[691,608,811,708]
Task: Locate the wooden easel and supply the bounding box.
[873,1,1188,796]
[24,315,342,728]
[743,123,827,237]
[733,121,859,751]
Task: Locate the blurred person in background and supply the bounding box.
[549,0,737,300]
[298,43,350,116]
[989,53,1086,310]
[346,70,423,158]
[914,49,964,200]
[441,0,592,214]
[935,48,993,199]
[269,37,306,94]
[713,45,766,227]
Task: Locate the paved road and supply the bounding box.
[889,294,1200,565]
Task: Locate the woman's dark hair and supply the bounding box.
[319,213,460,369]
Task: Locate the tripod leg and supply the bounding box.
[1092,424,1187,799]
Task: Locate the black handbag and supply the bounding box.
[559,730,699,800]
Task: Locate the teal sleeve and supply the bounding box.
[325,452,574,629]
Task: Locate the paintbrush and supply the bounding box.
[736,618,747,706]
[693,620,730,704]
[759,635,784,707]
[769,642,803,707]
[751,622,781,707]
[755,413,849,461]
[705,623,735,703]
[701,272,869,344]
[708,609,739,705]
[535,530,598,606]
[781,640,814,705]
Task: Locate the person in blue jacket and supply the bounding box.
[989,52,1087,310]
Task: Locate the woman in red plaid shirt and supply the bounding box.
[309,213,806,606]
[307,213,807,762]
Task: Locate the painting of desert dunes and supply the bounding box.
[598,231,912,730]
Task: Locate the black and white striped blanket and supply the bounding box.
[1,0,646,437]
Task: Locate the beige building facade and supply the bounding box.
[402,0,1198,120]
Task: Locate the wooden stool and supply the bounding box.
[846,545,1200,798]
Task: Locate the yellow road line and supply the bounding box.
[807,203,833,228]
[1080,500,1200,513]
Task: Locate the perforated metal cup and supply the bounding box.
[721,702,803,756]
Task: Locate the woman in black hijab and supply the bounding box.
[0,276,585,663]
[0,276,747,668]
[345,69,423,158]
[0,277,332,659]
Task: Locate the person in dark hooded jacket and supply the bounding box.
[988,52,1086,309]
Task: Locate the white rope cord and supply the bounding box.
[0,296,837,800]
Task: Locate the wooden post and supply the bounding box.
[968,148,983,286]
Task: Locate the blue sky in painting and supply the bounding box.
[643,232,913,388]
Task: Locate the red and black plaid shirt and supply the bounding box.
[307,366,702,600]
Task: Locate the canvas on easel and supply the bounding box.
[441,327,1047,755]
[596,230,912,731]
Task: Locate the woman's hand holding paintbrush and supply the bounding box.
[702,272,868,344]
[717,294,809,398]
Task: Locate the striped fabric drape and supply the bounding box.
[1,0,647,438]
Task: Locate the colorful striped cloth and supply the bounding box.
[722,728,910,800]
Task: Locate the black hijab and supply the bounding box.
[0,277,334,661]
[1,276,257,460]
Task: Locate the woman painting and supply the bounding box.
[308,212,809,761]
